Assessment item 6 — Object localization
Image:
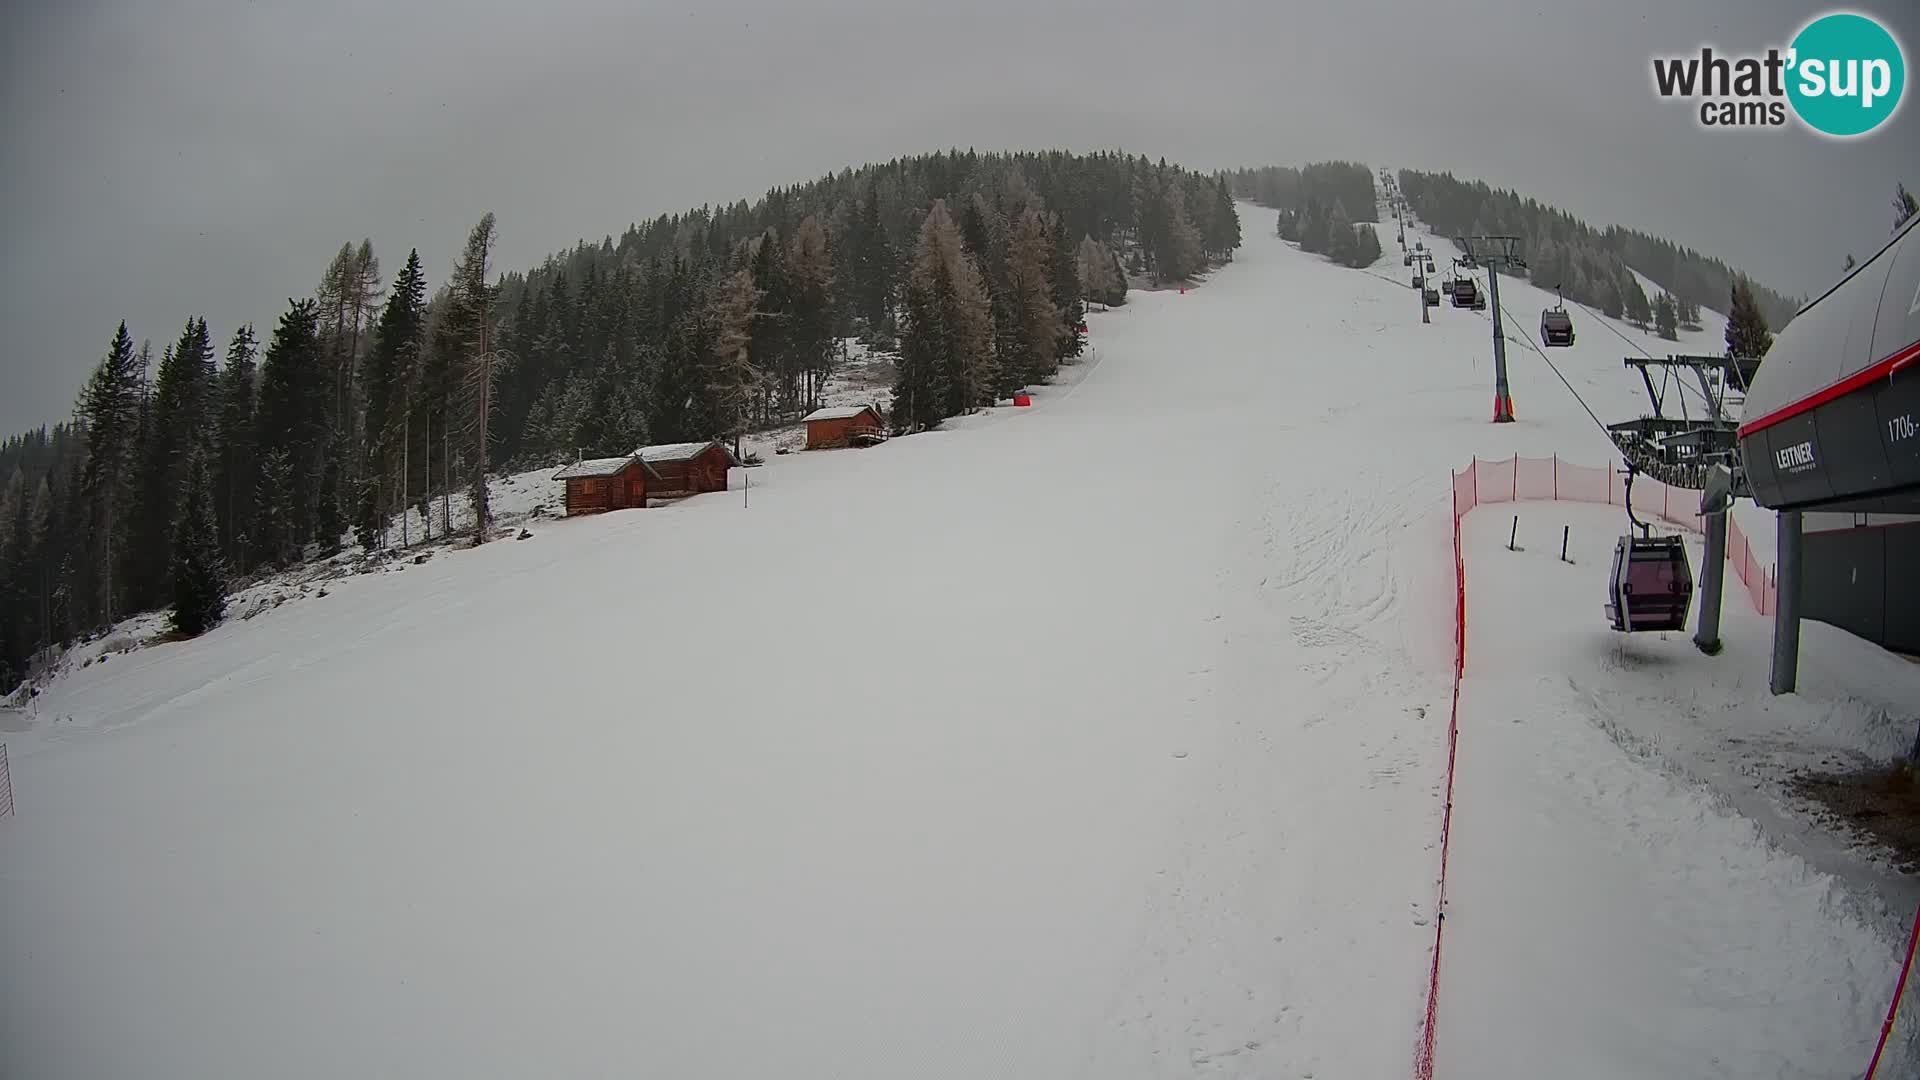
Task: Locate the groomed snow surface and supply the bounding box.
[2,203,1913,1078]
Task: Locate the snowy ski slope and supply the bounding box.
[0,203,1899,1079]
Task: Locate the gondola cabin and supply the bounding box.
[1423,286,1441,307]
[1440,279,1457,298]
[1605,534,1694,633]
[1540,307,1575,346]
[803,404,886,449]
[1451,279,1478,308]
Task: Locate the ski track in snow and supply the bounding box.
[0,202,1901,1079]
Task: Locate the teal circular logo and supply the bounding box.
[1787,13,1905,137]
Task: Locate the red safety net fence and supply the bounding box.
[1420,453,1783,1079]
[1449,454,1777,618]
[1416,479,1468,1080]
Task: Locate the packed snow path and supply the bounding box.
[1,207,1766,1078]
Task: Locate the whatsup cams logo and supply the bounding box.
[1652,11,1905,137]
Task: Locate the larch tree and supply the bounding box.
[704,265,763,457]
[1076,236,1115,310]
[896,200,995,427]
[1895,182,1918,232]
[749,229,794,418]
[1003,206,1059,389]
[445,214,503,543]
[1153,183,1204,282]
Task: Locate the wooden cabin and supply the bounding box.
[553,440,738,516]
[553,456,649,516]
[802,404,886,449]
[634,440,738,500]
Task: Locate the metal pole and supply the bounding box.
[1770,510,1803,694]
[1489,266,1513,422]
[1694,510,1727,655]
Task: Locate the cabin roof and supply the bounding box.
[634,440,742,466]
[552,456,637,480]
[802,404,879,423]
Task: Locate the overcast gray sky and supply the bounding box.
[3,0,1916,434]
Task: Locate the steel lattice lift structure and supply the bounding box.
[1605,352,1759,494]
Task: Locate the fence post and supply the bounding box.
[1511,454,1518,500]
[1472,458,1479,506]
[1608,461,1614,504]
[1553,453,1558,500]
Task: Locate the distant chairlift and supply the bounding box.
[1604,464,1694,633]
[1540,287,1575,347]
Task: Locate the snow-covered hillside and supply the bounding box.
[1,203,1910,1079]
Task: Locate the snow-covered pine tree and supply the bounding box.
[1654,292,1678,340]
[1726,278,1773,361]
[1621,272,1651,328]
[786,216,836,411]
[1351,224,1382,268]
[213,325,258,568]
[1048,215,1086,362]
[253,447,295,568]
[1327,202,1357,266]
[168,455,225,638]
[848,181,893,334]
[355,250,425,551]
[77,323,144,627]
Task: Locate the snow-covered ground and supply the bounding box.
[1442,501,1920,1078]
[0,202,1908,1079]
